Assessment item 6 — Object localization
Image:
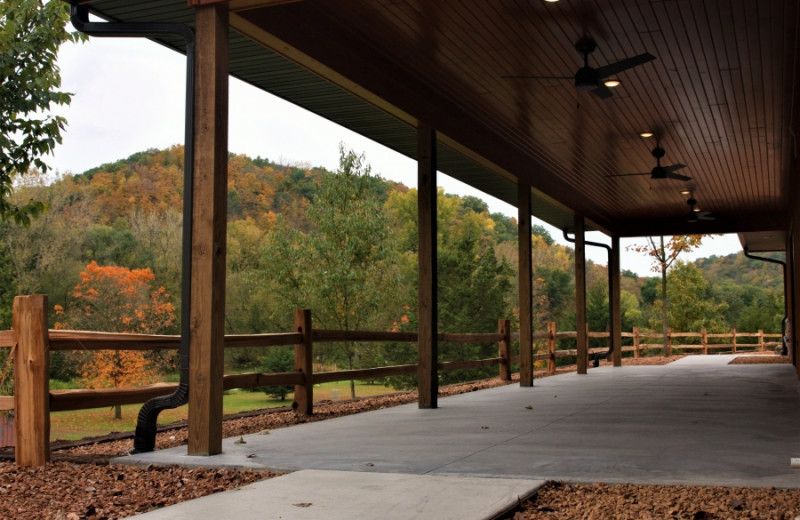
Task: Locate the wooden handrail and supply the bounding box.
[313,364,417,384]
[0,327,782,352]
[0,330,14,348]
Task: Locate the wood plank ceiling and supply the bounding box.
[86,0,800,242]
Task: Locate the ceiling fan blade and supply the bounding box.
[698,211,716,221]
[607,172,649,178]
[665,171,692,181]
[595,52,656,79]
[664,163,687,172]
[591,84,614,99]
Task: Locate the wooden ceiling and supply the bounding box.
[86,0,800,243]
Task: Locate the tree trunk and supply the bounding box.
[114,404,122,420]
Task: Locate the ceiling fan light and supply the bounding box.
[640,132,654,138]
[603,79,621,88]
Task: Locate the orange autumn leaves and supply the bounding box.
[55,261,176,391]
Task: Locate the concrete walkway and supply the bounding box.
[117,355,800,519]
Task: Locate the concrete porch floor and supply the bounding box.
[117,355,800,519]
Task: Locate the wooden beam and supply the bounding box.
[518,183,533,386]
[13,295,50,466]
[610,236,622,367]
[417,124,438,409]
[188,0,303,8]
[574,216,588,375]
[188,3,229,456]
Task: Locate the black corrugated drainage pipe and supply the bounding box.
[69,3,195,453]
[743,248,788,356]
[563,230,613,367]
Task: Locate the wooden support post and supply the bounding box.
[13,295,50,467]
[188,3,229,456]
[498,319,511,381]
[574,216,588,374]
[732,328,737,353]
[633,326,640,358]
[610,236,622,367]
[702,328,708,355]
[294,309,313,415]
[790,227,800,376]
[547,321,556,374]
[758,329,765,352]
[518,183,534,386]
[417,124,438,408]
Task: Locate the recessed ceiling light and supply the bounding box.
[604,79,621,88]
[544,0,559,3]
[640,132,654,138]
[680,189,691,195]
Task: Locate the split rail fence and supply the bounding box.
[0,295,783,465]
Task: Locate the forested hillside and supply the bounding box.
[0,145,786,387]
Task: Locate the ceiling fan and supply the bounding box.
[504,37,656,99]
[686,195,715,222]
[610,147,692,181]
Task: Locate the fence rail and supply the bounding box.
[0,326,782,414]
[0,324,782,416]
[0,294,784,466]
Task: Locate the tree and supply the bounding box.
[0,0,84,224]
[266,145,398,398]
[256,346,294,401]
[54,261,177,418]
[628,235,706,355]
[437,235,512,384]
[664,261,728,333]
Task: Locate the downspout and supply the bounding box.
[69,4,195,453]
[563,230,613,367]
[743,248,788,356]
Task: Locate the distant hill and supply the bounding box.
[0,146,785,339]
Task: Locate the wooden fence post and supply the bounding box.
[498,319,511,381]
[667,327,673,357]
[732,328,737,353]
[547,322,556,374]
[585,322,591,367]
[758,329,765,351]
[633,326,640,358]
[13,295,50,467]
[701,328,708,355]
[294,309,313,416]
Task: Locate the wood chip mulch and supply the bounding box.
[2,355,798,519]
[514,481,800,520]
[729,355,791,364]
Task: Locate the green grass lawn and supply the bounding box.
[49,380,393,441]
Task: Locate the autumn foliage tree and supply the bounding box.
[628,235,707,355]
[55,261,176,418]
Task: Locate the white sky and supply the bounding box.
[48,36,743,277]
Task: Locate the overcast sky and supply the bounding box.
[48,35,743,277]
